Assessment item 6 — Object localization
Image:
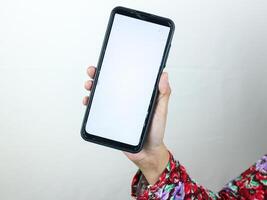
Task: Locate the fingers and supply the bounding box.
[87,65,96,79]
[83,96,89,105]
[84,80,93,91]
[155,72,171,116]
[83,65,96,106]
[85,65,96,91]
[158,72,171,97]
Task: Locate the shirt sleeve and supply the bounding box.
[131,151,267,200]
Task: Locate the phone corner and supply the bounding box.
[167,18,175,32]
[129,141,145,153]
[111,6,124,14]
[80,127,89,141]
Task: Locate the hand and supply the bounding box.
[83,65,172,185]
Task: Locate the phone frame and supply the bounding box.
[81,6,175,153]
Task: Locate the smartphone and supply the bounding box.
[81,6,175,153]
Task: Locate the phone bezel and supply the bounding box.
[81,6,175,153]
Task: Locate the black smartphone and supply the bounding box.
[81,6,175,153]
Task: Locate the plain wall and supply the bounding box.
[0,0,266,199]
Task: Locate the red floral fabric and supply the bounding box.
[131,152,267,199]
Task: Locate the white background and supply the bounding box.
[0,0,266,199]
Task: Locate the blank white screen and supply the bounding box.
[86,14,170,146]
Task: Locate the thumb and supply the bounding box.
[155,72,171,116]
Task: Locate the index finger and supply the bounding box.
[87,65,96,79]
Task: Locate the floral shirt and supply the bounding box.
[131,152,267,200]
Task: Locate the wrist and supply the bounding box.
[136,144,170,185]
